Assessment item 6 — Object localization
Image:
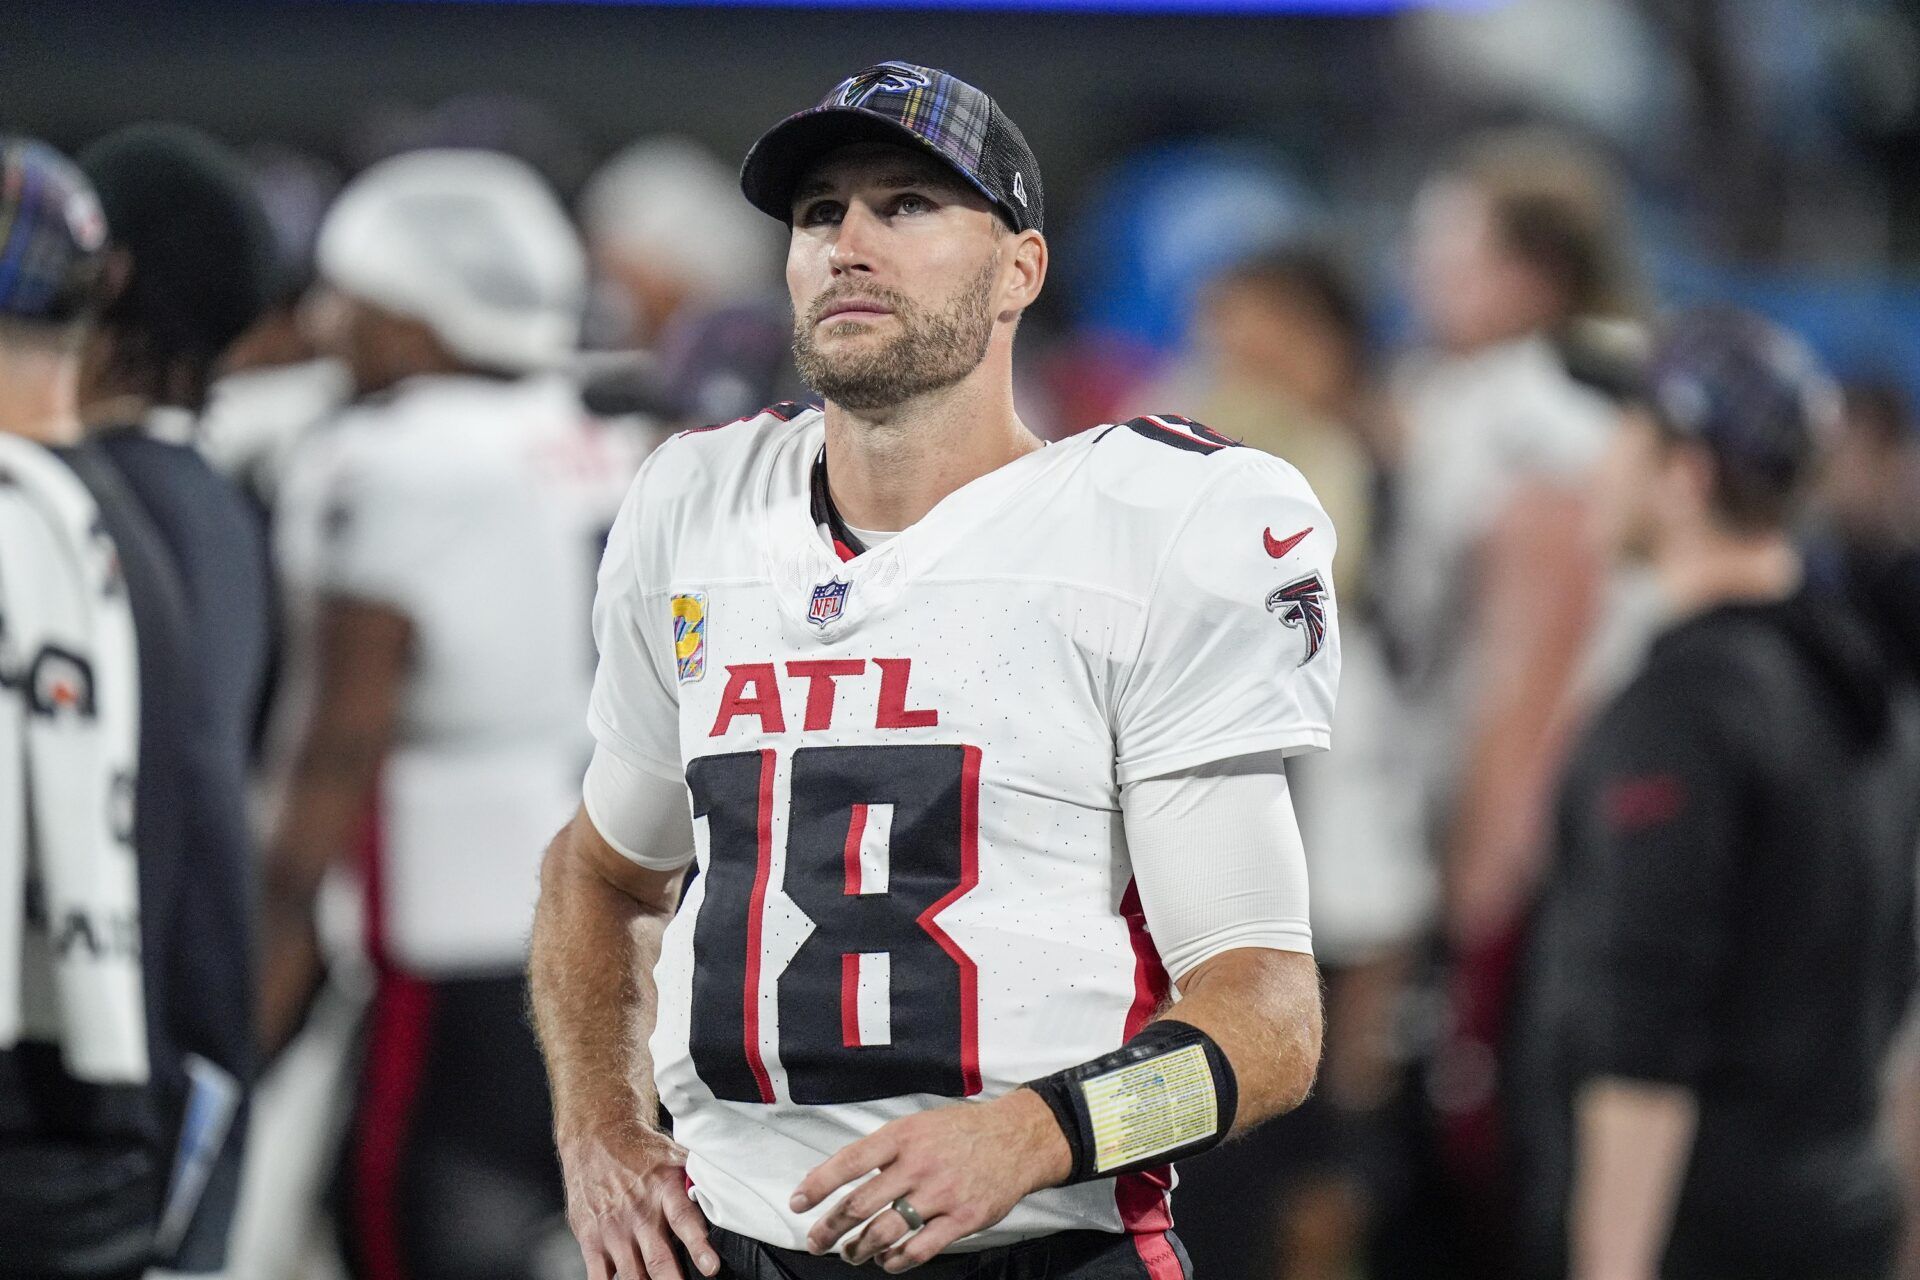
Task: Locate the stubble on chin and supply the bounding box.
[792,260,998,413]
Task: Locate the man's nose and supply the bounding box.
[827,201,882,276]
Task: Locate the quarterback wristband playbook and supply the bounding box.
[1025,1020,1238,1183]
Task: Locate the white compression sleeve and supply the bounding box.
[1121,751,1313,982]
[580,745,695,871]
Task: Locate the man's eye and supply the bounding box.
[893,194,932,215]
[799,201,843,226]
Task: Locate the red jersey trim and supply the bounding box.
[915,745,983,1095]
[1115,877,1177,1255]
[742,749,779,1103]
[678,400,810,437]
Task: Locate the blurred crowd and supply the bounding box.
[5,5,1920,1280]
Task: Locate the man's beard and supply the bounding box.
[792,260,997,413]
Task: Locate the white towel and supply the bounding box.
[0,434,146,1084]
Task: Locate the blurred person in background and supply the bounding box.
[260,148,644,1280]
[218,146,344,376]
[1808,379,1920,683]
[0,136,152,1280]
[576,136,793,427]
[197,144,353,519]
[1514,309,1920,1280]
[1038,140,1319,437]
[74,122,277,1275]
[1155,247,1427,1280]
[579,135,782,351]
[1149,246,1382,600]
[1370,127,1654,1275]
[1388,125,1644,951]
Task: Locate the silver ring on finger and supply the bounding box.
[890,1197,926,1232]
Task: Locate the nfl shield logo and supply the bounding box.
[808,578,851,627]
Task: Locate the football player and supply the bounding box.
[531,63,1339,1280]
[260,149,645,1280]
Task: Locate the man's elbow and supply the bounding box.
[530,820,579,957]
[539,806,685,918]
[1254,953,1323,1115]
[535,812,580,889]
[1271,988,1324,1114]
[1184,946,1324,1120]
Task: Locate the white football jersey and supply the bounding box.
[1381,335,1662,816]
[589,404,1339,1251]
[274,373,646,975]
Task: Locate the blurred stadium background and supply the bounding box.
[11,0,1920,394]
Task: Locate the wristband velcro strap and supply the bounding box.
[1025,1020,1238,1184]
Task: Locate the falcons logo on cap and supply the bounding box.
[837,63,933,108]
[1265,573,1328,667]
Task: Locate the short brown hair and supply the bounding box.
[1448,128,1641,324]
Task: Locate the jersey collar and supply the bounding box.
[809,446,866,563]
[762,413,1067,640]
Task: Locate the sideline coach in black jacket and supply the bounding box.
[1517,310,1920,1280]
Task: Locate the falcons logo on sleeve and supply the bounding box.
[1265,573,1328,667]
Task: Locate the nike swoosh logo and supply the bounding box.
[1263,526,1313,559]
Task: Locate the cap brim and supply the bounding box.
[740,106,1004,224]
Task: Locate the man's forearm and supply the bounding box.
[1161,947,1322,1133]
[259,597,409,1050]
[1570,1078,1698,1280]
[529,821,673,1141]
[258,738,387,1052]
[987,946,1316,1207]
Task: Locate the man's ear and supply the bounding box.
[999,230,1048,321]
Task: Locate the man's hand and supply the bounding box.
[561,1125,719,1280]
[531,810,696,1280]
[792,1089,1072,1271]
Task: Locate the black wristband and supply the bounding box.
[1025,1019,1238,1184]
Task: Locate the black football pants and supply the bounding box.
[336,970,569,1280]
[700,1224,1193,1280]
